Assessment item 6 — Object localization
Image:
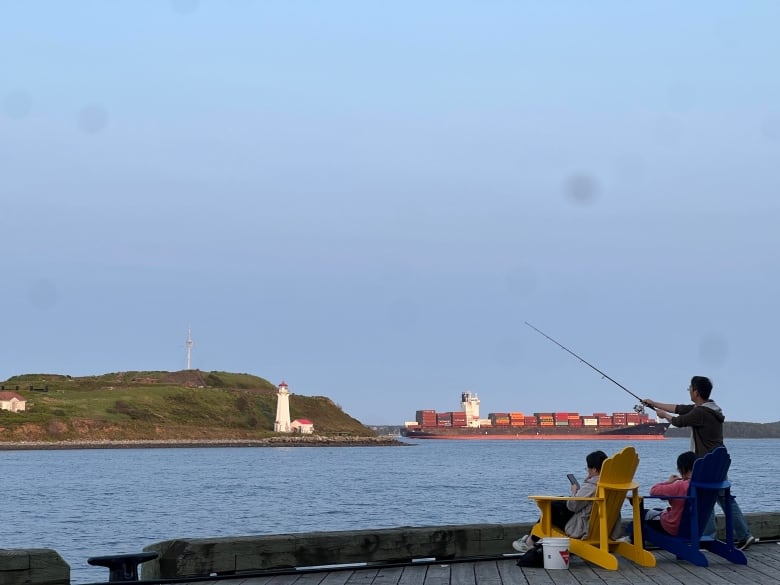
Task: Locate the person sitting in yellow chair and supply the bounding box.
[513,450,623,552]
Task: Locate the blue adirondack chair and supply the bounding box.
[635,446,747,567]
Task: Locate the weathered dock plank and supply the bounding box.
[473,561,503,585]
[449,563,477,585]
[370,566,405,585]
[494,559,529,585]
[345,568,381,584]
[421,564,451,585]
[396,564,428,585]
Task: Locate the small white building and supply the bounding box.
[291,419,314,434]
[0,391,26,412]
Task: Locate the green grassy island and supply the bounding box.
[0,370,395,446]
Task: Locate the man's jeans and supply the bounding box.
[704,489,750,541]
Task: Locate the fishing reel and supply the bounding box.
[633,403,646,415]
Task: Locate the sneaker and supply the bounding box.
[737,535,758,551]
[512,535,532,553]
[615,536,632,544]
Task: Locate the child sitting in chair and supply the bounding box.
[643,451,697,535]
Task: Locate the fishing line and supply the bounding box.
[524,321,647,412]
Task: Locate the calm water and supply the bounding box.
[1,437,776,583]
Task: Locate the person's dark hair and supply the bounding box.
[676,451,698,476]
[586,450,609,471]
[691,376,713,399]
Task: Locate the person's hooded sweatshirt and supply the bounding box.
[672,401,725,456]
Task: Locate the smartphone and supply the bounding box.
[567,473,580,490]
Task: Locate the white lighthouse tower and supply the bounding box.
[274,381,292,433]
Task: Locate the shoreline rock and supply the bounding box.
[0,435,408,450]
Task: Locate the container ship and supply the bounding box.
[400,392,669,440]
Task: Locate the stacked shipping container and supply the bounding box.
[509,412,525,426]
[436,412,452,427]
[452,411,467,428]
[416,410,436,427]
[488,412,510,426]
[536,412,554,427]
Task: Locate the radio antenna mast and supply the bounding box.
[185,327,193,370]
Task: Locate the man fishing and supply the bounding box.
[524,324,758,551]
[643,376,757,550]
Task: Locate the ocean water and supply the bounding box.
[1,437,776,583]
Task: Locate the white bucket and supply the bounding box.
[541,537,570,569]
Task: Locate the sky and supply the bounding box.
[2,1,779,425]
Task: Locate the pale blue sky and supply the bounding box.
[2,1,779,424]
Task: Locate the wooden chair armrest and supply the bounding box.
[529,495,599,502]
[642,494,691,501]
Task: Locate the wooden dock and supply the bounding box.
[6,518,779,585]
[121,542,780,585]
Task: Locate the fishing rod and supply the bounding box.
[524,321,648,413]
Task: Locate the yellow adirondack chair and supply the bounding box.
[528,446,656,570]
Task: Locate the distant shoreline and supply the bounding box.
[0,436,408,451]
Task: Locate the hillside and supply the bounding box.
[0,370,376,442]
[666,420,780,439]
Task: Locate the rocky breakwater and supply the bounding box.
[0,435,407,450]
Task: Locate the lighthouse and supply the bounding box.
[274,381,292,433]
